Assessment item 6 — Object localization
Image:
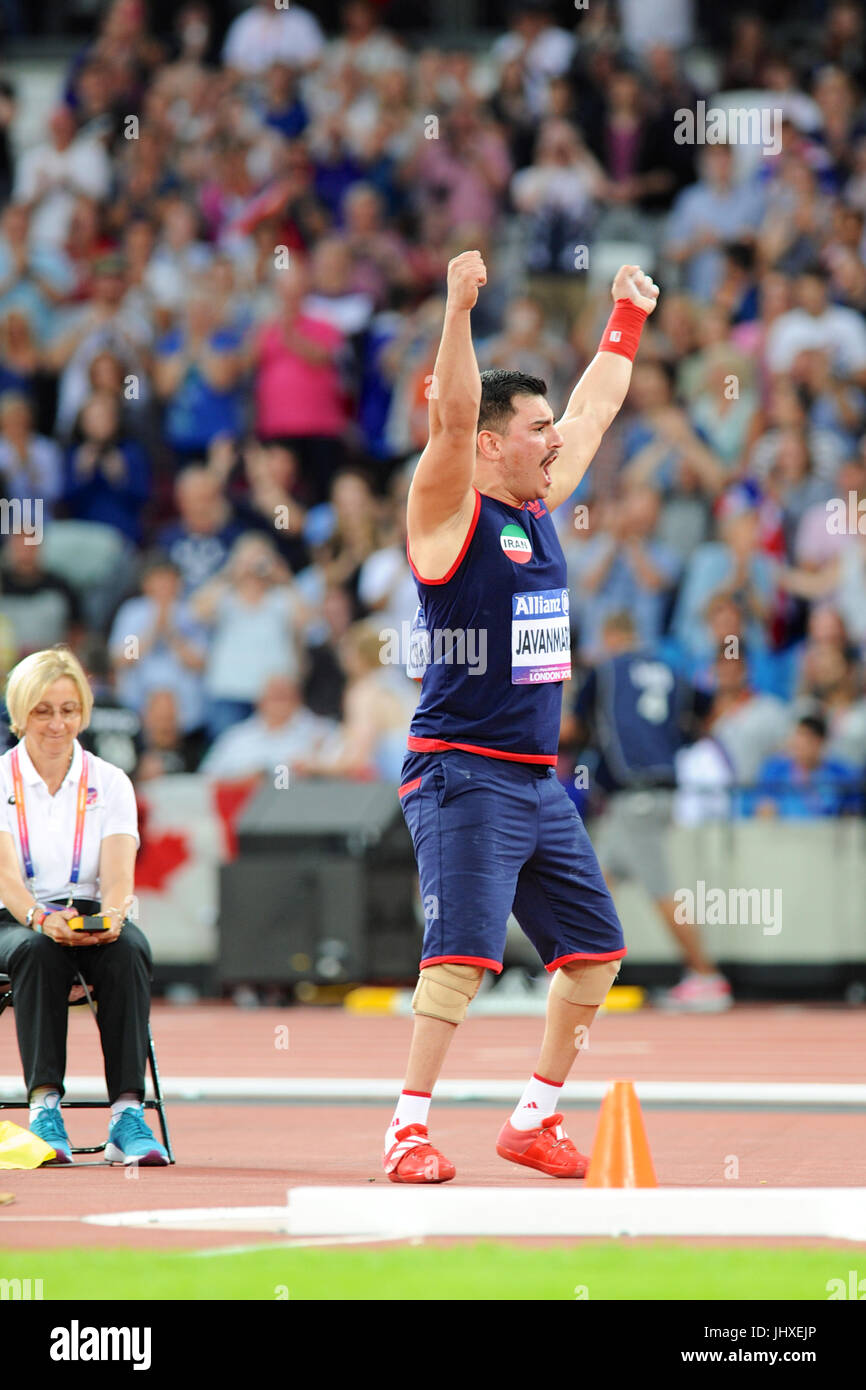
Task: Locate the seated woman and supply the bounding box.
[0,646,168,1165]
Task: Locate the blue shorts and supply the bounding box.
[398,748,626,974]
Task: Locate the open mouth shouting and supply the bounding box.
[540,450,558,486]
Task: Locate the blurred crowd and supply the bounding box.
[0,0,865,817]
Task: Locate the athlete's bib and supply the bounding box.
[511,588,571,684]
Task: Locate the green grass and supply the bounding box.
[0,1243,851,1300]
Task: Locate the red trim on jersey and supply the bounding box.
[406,736,557,766]
[398,776,423,798]
[532,1072,563,1087]
[407,487,482,585]
[420,953,503,975]
[545,948,628,973]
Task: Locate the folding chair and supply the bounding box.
[0,969,175,1164]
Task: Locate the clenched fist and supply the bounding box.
[612,264,660,315]
[446,249,487,312]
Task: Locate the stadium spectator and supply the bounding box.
[0,203,74,350]
[301,583,353,721]
[743,713,861,818]
[702,643,791,785]
[222,0,325,76]
[621,359,726,500]
[153,290,246,464]
[568,485,681,660]
[62,390,150,543]
[12,106,111,250]
[794,635,866,770]
[191,532,309,739]
[765,264,866,385]
[0,392,62,515]
[198,673,334,780]
[665,144,765,300]
[492,0,576,116]
[293,620,417,781]
[409,101,511,244]
[144,196,212,317]
[672,483,778,665]
[0,531,84,659]
[305,235,375,339]
[323,1,406,80]
[299,467,385,618]
[134,688,207,781]
[48,251,153,440]
[157,466,244,596]
[228,439,309,574]
[253,257,349,504]
[108,553,207,735]
[478,296,576,411]
[510,119,603,300]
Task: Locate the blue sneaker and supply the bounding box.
[105,1105,169,1166]
[31,1104,73,1164]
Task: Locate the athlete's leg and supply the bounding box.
[389,753,532,1181]
[496,774,625,1175]
[404,1014,459,1094]
[655,895,715,973]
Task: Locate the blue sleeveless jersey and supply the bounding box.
[407,488,571,765]
[575,650,689,791]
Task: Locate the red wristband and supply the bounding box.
[599,298,648,362]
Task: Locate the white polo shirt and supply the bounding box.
[0,738,139,908]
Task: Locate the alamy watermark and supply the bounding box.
[674,879,782,936]
[674,102,782,157]
[0,497,42,544]
[380,622,488,675]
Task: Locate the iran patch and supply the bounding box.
[500,523,532,563]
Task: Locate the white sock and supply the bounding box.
[384,1089,431,1152]
[110,1093,140,1122]
[29,1088,61,1126]
[509,1073,563,1131]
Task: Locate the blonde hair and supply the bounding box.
[5,646,93,737]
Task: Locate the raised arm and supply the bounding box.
[545,266,659,512]
[406,250,486,581]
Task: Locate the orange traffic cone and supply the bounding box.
[585,1079,657,1187]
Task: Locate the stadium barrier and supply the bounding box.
[134,775,866,986]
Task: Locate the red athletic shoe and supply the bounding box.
[496,1112,588,1178]
[383,1124,456,1184]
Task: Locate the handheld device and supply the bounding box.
[68,914,113,933]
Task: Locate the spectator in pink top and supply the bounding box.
[409,101,511,244]
[254,257,348,504]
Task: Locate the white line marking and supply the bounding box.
[82,1205,291,1232]
[3,1077,864,1106]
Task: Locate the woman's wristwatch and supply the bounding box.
[25,903,48,932]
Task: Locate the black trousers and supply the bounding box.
[0,898,153,1103]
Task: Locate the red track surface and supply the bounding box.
[0,1003,863,1251]
[3,1000,861,1082]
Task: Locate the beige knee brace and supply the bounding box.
[412,962,485,1024]
[550,958,622,1007]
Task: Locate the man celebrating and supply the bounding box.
[386,252,659,1183]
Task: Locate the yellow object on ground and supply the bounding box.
[599,986,645,1012]
[0,1119,56,1169]
[344,986,404,1015]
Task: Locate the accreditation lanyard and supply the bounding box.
[11,746,89,902]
